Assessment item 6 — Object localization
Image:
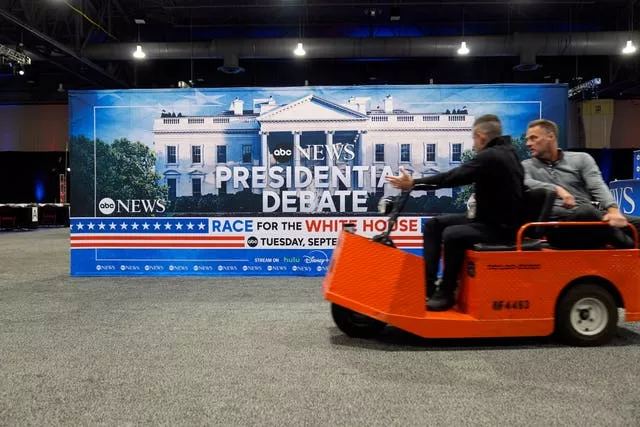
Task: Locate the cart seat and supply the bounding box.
[472,187,556,252]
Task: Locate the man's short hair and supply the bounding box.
[472,114,502,141]
[528,119,559,138]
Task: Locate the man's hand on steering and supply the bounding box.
[603,207,628,228]
[386,166,414,190]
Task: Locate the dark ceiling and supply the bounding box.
[0,0,638,103]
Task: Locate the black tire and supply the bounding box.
[555,284,618,346]
[331,303,386,338]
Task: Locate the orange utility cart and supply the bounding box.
[324,219,640,347]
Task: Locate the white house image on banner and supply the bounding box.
[152,94,474,204]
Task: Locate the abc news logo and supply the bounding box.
[98,198,117,215]
[98,197,166,215]
[272,144,293,163]
[271,142,356,164]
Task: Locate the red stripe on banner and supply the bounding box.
[70,242,245,248]
[389,235,423,240]
[70,235,244,241]
[396,243,423,248]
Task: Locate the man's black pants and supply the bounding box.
[423,214,512,295]
[548,205,640,249]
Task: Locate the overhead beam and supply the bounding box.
[109,0,132,31]
[81,0,111,51]
[162,1,598,9]
[81,31,640,61]
[0,34,103,87]
[0,8,129,87]
[32,50,104,87]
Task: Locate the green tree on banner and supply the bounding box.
[99,138,166,202]
[70,135,166,216]
[512,133,531,161]
[69,136,92,192]
[70,135,99,216]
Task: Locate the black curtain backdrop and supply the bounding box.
[573,148,635,184]
[0,152,69,203]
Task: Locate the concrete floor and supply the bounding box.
[1,228,639,426]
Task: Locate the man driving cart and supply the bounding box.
[387,114,526,311]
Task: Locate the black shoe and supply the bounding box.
[426,278,442,299]
[427,288,455,312]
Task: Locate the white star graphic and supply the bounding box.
[98,222,105,230]
[187,222,194,230]
[164,222,172,230]
[87,222,95,230]
[142,222,150,230]
[70,223,74,230]
[175,222,183,230]
[76,222,84,230]
[109,222,117,230]
[131,222,139,230]
[120,222,128,230]
[154,222,161,230]
[198,222,205,230]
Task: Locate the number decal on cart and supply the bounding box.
[492,300,530,310]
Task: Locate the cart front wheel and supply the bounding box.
[331,303,386,338]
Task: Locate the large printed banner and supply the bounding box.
[69,84,568,276]
[69,215,423,276]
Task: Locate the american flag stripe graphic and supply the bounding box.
[70,235,243,240]
[70,242,244,248]
[69,219,422,249]
[70,218,246,249]
[389,235,423,248]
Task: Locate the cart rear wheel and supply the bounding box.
[331,303,386,338]
[556,284,617,346]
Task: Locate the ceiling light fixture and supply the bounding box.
[133,21,146,60]
[294,4,307,58]
[294,42,306,56]
[622,2,637,55]
[622,40,637,55]
[457,41,470,55]
[133,44,146,59]
[457,9,469,56]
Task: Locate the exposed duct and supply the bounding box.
[81,32,639,61]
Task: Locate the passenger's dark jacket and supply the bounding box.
[413,136,525,236]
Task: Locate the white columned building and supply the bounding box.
[152,94,474,202]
